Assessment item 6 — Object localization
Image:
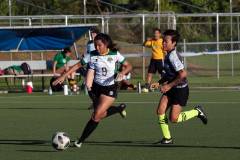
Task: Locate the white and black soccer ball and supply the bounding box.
[52,132,70,151]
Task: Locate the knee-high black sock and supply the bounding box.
[78,119,99,143]
[106,106,121,117]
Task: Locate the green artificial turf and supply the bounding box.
[0,90,240,160]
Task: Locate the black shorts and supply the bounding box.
[148,59,163,74]
[92,82,117,98]
[164,86,189,106]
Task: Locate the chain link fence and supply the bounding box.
[1,13,240,80]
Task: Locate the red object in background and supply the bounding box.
[26,81,33,94]
[0,69,4,75]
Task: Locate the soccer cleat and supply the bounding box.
[195,105,208,125]
[160,138,173,144]
[119,103,127,118]
[73,140,82,148]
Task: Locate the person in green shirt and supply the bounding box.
[53,47,72,75]
[4,65,23,75]
[4,63,31,75]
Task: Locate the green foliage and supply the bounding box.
[0,1,8,15]
[0,0,234,15]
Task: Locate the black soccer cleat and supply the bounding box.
[160,138,173,144]
[195,105,208,125]
[118,103,127,118]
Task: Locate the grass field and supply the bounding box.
[0,90,240,160]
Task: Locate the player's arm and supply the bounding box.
[150,78,169,89]
[143,38,152,47]
[160,69,187,93]
[52,61,57,75]
[53,62,82,85]
[115,61,132,82]
[120,61,132,76]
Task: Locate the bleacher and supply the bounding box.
[0,60,80,91]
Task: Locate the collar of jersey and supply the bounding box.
[167,48,176,54]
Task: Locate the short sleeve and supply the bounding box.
[117,51,125,64]
[88,61,95,70]
[53,53,59,61]
[169,52,184,72]
[88,56,95,70]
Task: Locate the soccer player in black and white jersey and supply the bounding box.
[53,33,132,148]
[151,30,208,144]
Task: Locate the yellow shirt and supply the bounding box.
[144,38,164,60]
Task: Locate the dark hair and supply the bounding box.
[94,33,118,51]
[63,47,71,54]
[163,29,180,45]
[90,27,100,34]
[154,28,161,33]
[20,62,31,74]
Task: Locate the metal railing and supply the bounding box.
[1,13,240,79]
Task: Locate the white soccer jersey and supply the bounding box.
[88,50,125,86]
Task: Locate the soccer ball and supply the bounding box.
[52,132,70,151]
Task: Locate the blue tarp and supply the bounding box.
[0,24,95,51]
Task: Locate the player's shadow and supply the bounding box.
[86,140,240,150]
[0,139,57,152]
[0,107,88,110]
[0,139,49,146]
[17,149,56,152]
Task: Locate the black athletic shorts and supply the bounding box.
[148,59,163,74]
[92,82,117,98]
[164,85,189,106]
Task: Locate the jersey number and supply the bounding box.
[102,67,107,76]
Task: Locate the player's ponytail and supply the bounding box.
[94,33,119,52]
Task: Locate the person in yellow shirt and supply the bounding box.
[143,28,165,91]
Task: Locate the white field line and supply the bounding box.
[0,88,239,99]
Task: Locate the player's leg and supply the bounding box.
[169,87,207,124]
[88,90,99,109]
[157,95,172,144]
[88,82,101,109]
[170,104,208,125]
[106,103,127,118]
[145,59,156,90]
[75,95,115,147]
[170,104,198,123]
[156,60,163,78]
[98,83,126,118]
[146,73,153,87]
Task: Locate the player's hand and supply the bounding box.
[53,76,65,85]
[160,84,171,93]
[115,73,124,82]
[150,83,160,89]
